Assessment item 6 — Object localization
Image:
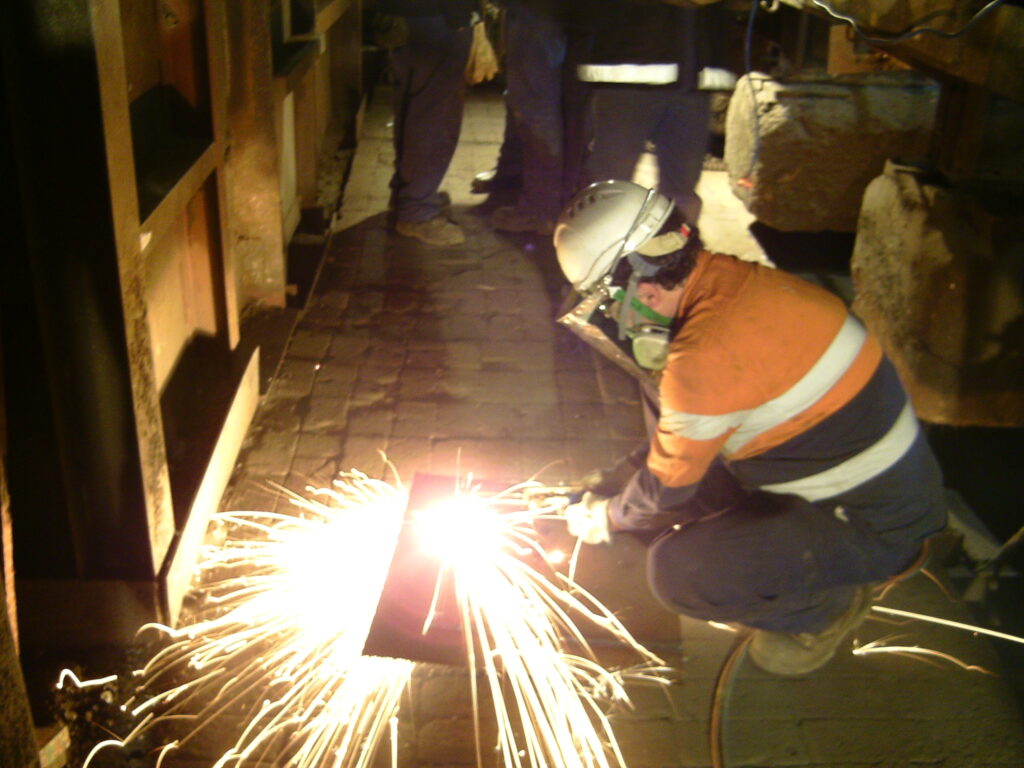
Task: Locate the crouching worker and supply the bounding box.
[556,181,947,675]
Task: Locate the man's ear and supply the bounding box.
[637,281,663,304]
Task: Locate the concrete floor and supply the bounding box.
[215,84,1024,767]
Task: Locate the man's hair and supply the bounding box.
[639,230,702,289]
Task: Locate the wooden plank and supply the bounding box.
[219,1,287,309]
[328,0,363,140]
[37,725,70,768]
[315,0,351,35]
[203,0,242,347]
[144,208,192,390]
[293,65,321,208]
[791,0,1024,101]
[183,178,221,338]
[118,0,161,101]
[139,141,219,259]
[158,0,210,113]
[162,348,260,624]
[90,0,176,574]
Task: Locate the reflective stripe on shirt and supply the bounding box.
[577,63,679,84]
[658,314,867,445]
[758,402,920,501]
[724,315,867,454]
[659,407,740,442]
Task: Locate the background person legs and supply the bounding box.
[491,0,567,234]
[390,15,471,242]
[649,90,710,226]
[585,86,655,190]
[585,87,709,226]
[473,104,523,196]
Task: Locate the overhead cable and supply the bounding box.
[809,0,1008,44]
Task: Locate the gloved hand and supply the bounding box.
[580,455,639,497]
[464,21,499,85]
[564,492,612,544]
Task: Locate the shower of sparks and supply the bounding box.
[70,469,412,768]
[64,470,666,768]
[871,605,1024,646]
[852,636,994,675]
[707,622,739,633]
[56,670,118,690]
[415,482,666,768]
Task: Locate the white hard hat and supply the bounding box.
[554,180,674,291]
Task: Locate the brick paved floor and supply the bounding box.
[219,83,1024,767]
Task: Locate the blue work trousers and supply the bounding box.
[622,384,940,634]
[646,488,925,633]
[587,87,710,225]
[389,16,471,222]
[502,1,567,216]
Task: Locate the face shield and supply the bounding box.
[556,261,674,399]
[558,283,661,399]
[556,229,691,392]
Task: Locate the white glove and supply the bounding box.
[580,456,639,497]
[564,492,612,544]
[465,22,499,85]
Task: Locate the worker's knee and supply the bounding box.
[643,494,817,623]
[646,525,731,621]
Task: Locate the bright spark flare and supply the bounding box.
[871,605,1024,646]
[415,481,667,768]
[853,636,995,675]
[73,470,412,768]
[57,670,118,690]
[66,470,665,768]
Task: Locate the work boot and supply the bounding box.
[491,205,555,235]
[471,168,521,195]
[395,215,465,247]
[748,584,876,676]
[387,191,452,227]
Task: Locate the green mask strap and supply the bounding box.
[610,288,673,326]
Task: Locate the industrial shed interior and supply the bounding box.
[1,1,1022,767]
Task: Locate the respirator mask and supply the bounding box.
[609,270,673,371]
[557,228,691,390]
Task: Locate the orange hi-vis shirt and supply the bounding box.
[611,251,945,542]
[651,251,882,486]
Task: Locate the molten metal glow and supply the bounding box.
[417,482,666,768]
[415,496,504,568]
[64,471,664,768]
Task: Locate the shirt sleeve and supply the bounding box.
[608,327,754,531]
[608,464,702,531]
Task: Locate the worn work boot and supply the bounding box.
[491,205,555,235]
[387,191,452,227]
[471,168,521,195]
[748,584,875,676]
[395,215,465,247]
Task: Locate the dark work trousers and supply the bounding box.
[630,388,923,634]
[493,103,524,183]
[646,489,923,633]
[503,0,567,217]
[587,87,710,225]
[389,16,472,223]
